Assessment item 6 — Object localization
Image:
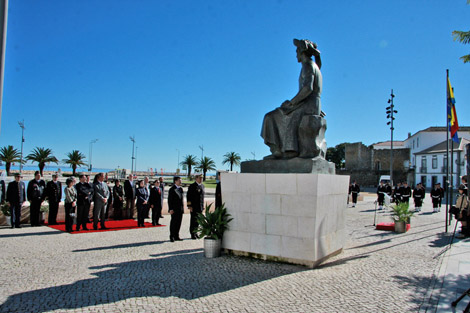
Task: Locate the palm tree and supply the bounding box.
[0,146,22,176]
[196,156,216,181]
[180,154,198,178]
[63,150,87,176]
[222,152,241,171]
[452,0,470,63]
[26,147,59,176]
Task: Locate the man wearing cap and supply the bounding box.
[349,181,360,207]
[412,182,425,213]
[400,181,412,205]
[187,174,205,239]
[27,171,46,226]
[6,173,26,228]
[46,174,62,225]
[431,183,441,213]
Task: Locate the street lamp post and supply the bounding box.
[199,145,204,160]
[130,136,135,175]
[386,90,397,185]
[18,120,25,175]
[88,139,98,172]
[176,148,180,174]
[135,146,138,173]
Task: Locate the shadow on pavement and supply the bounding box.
[0,230,61,238]
[73,240,167,252]
[0,249,304,312]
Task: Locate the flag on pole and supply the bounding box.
[447,76,459,143]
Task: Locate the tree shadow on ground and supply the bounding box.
[393,273,470,312]
[0,230,60,238]
[0,249,304,313]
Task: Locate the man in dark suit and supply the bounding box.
[76,174,92,231]
[27,171,46,226]
[124,175,136,219]
[93,173,109,230]
[187,174,205,239]
[159,177,165,218]
[349,181,360,207]
[168,176,184,242]
[400,181,412,205]
[6,173,26,228]
[46,174,62,225]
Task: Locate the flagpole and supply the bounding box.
[446,69,450,233]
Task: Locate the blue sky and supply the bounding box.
[0,0,469,172]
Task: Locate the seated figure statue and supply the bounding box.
[261,38,327,159]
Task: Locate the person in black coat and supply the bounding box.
[349,181,360,207]
[187,174,205,239]
[412,183,425,212]
[437,183,444,210]
[149,179,162,226]
[27,171,46,226]
[431,183,441,213]
[104,181,113,220]
[400,181,412,205]
[135,180,149,227]
[76,174,93,231]
[46,174,62,225]
[112,180,124,220]
[376,181,387,210]
[168,176,184,242]
[6,173,26,228]
[0,172,5,203]
[124,175,136,219]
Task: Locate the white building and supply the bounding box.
[403,127,470,188]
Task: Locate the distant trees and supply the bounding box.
[26,147,59,176]
[63,150,87,176]
[196,156,216,181]
[222,152,241,171]
[326,143,346,169]
[0,146,22,176]
[180,154,198,178]
[452,0,470,63]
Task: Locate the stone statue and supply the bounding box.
[261,38,327,159]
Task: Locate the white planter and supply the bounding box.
[204,238,221,258]
[394,221,407,233]
[5,216,11,226]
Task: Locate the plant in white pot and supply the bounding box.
[195,203,233,258]
[390,202,414,233]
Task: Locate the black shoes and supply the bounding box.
[170,236,175,242]
[175,237,183,241]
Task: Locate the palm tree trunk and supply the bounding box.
[39,163,45,176]
[230,162,233,171]
[6,162,10,176]
[203,170,207,181]
[188,165,192,178]
[72,165,77,176]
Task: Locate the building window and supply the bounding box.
[432,155,438,169]
[443,156,448,168]
[376,161,381,171]
[421,156,427,168]
[421,175,426,187]
[413,140,415,149]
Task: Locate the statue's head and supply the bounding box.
[293,39,319,62]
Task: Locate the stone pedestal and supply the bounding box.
[241,157,335,174]
[220,172,349,267]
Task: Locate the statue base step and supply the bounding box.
[241,157,335,174]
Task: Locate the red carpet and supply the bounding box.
[46,219,166,234]
[376,222,410,232]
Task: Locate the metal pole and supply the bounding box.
[0,0,8,135]
[130,136,135,175]
[199,145,204,160]
[89,139,98,172]
[18,120,24,175]
[176,148,180,173]
[390,89,394,185]
[135,146,138,173]
[466,144,469,200]
[446,69,450,232]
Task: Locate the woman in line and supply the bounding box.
[64,178,77,233]
[456,185,470,239]
[149,179,162,226]
[136,180,149,227]
[113,179,124,220]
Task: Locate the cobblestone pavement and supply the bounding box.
[0,194,453,312]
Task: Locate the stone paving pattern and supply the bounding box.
[0,194,454,312]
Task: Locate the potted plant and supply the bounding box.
[390,202,414,233]
[1,202,11,226]
[195,203,233,258]
[40,204,49,224]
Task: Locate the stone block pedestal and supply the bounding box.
[220,172,349,267]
